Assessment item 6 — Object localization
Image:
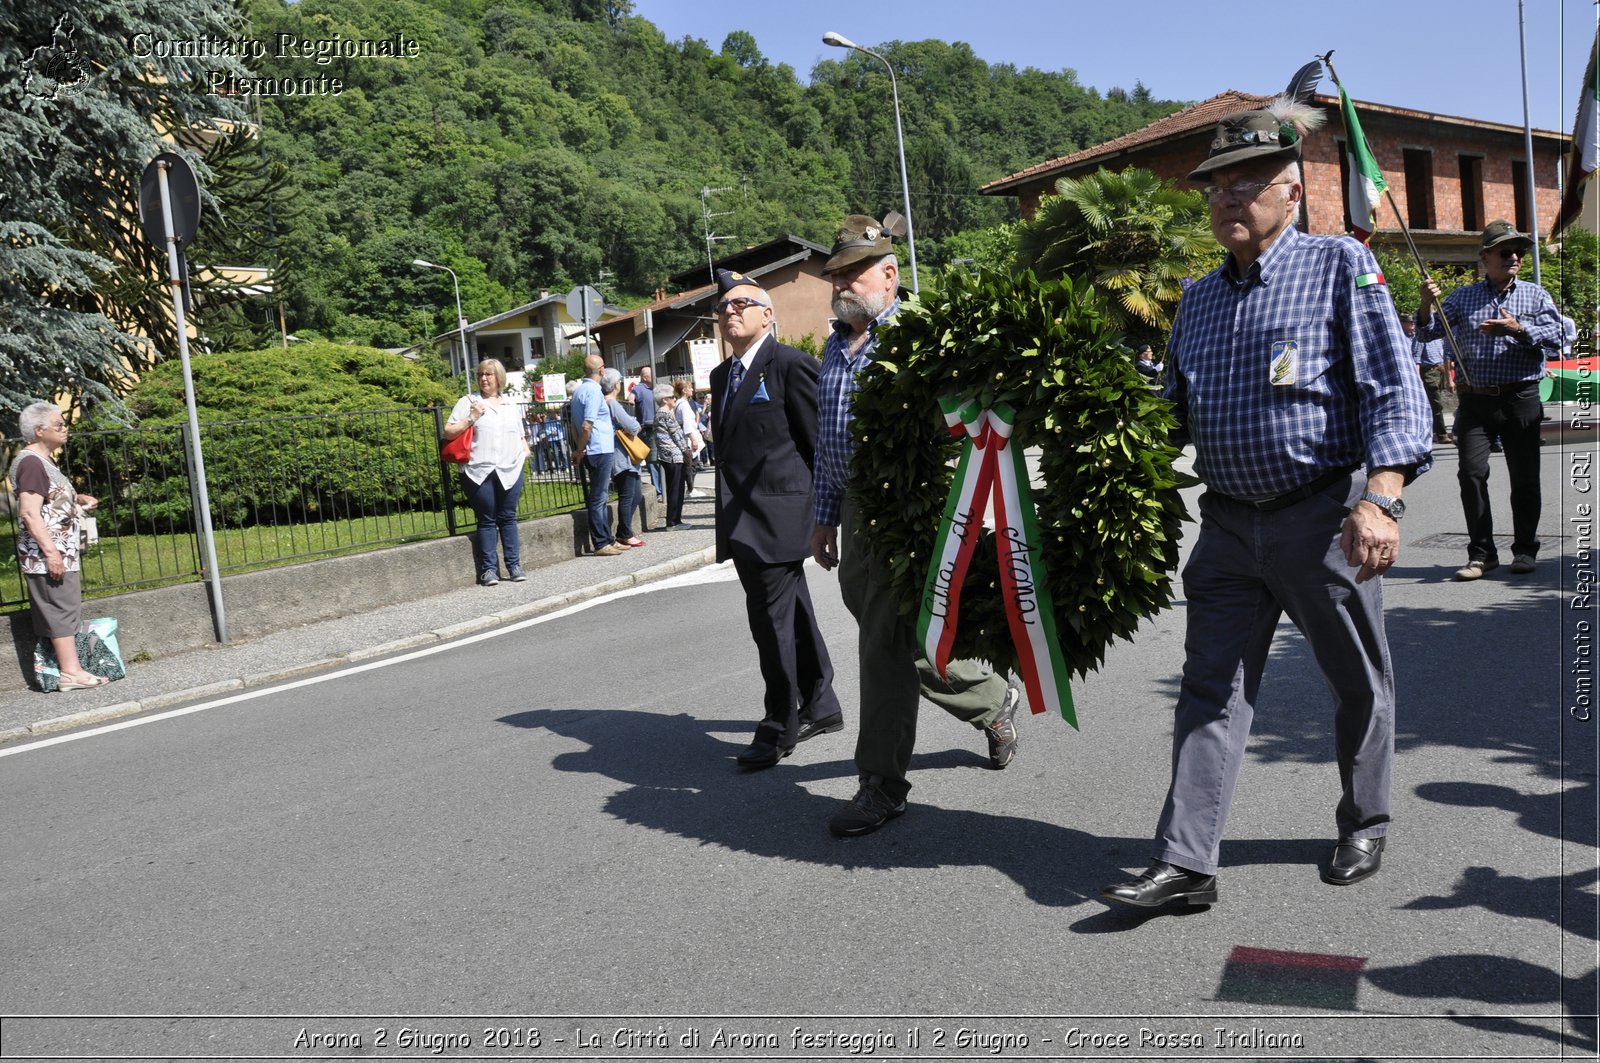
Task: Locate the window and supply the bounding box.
[1510,160,1531,233]
[528,335,546,362]
[1402,148,1434,229]
[1458,155,1484,231]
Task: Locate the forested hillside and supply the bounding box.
[238,0,1182,348]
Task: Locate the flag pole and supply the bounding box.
[1318,51,1476,388]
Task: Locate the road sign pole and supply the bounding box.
[156,160,228,644]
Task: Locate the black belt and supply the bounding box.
[1458,381,1536,397]
[1216,465,1359,512]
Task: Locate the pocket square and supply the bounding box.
[750,380,770,403]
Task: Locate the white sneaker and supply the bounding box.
[689,489,706,499]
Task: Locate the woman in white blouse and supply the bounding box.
[442,359,531,586]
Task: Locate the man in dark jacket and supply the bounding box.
[710,269,843,769]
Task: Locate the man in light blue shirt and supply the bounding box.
[570,354,622,556]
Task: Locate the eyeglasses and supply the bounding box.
[1202,179,1290,203]
[715,297,768,314]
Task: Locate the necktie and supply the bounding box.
[727,357,745,403]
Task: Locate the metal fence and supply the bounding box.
[1,404,585,608]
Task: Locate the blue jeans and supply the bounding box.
[583,451,615,549]
[613,469,641,540]
[461,469,525,575]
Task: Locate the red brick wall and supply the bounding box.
[1013,112,1563,242]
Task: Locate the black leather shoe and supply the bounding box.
[797,713,844,743]
[736,742,792,769]
[1101,861,1218,909]
[1322,836,1385,885]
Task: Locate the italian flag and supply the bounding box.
[1553,28,1599,238]
[1339,85,1387,244]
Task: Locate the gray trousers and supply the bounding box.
[1153,475,1395,876]
[839,497,1009,804]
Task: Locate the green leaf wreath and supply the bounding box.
[850,265,1192,680]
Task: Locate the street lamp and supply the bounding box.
[822,30,917,294]
[412,258,468,376]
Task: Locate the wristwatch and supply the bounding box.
[1360,490,1406,522]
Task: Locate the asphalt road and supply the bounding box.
[0,438,1595,1062]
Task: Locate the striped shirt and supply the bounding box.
[1164,225,1432,499]
[1415,277,1562,386]
[813,300,899,526]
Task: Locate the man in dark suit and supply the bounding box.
[709,269,844,769]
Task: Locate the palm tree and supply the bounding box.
[1014,167,1220,350]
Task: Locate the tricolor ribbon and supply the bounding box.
[916,398,1077,727]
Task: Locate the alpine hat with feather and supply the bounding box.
[821,212,907,275]
[1187,95,1326,181]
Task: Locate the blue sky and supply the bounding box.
[635,0,1596,137]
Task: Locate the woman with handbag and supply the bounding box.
[10,401,108,690]
[602,368,646,548]
[442,359,531,586]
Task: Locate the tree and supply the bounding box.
[0,0,252,421]
[1014,167,1220,351]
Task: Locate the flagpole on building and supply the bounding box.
[1319,51,1476,388]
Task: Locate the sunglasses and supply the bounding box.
[715,297,768,314]
[1497,247,1524,260]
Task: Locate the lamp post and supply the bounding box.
[412,258,468,376]
[822,30,918,294]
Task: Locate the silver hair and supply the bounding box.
[601,367,623,393]
[18,401,60,443]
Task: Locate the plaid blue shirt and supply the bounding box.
[1164,226,1432,499]
[1411,333,1445,367]
[1415,277,1562,386]
[813,299,899,526]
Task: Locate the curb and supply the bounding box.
[1,547,718,746]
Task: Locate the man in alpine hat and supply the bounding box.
[1101,100,1432,910]
[809,215,1023,838]
[1418,221,1563,580]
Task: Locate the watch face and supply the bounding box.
[1389,497,1406,520]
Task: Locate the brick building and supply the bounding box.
[982,89,1567,267]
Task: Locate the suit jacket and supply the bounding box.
[710,332,820,565]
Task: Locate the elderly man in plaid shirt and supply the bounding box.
[807,215,1022,839]
[1102,102,1432,912]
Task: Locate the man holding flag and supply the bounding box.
[1101,100,1432,911]
[1418,222,1564,581]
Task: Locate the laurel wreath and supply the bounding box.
[850,266,1192,678]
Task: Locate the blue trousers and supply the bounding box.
[1154,475,1394,875]
[582,452,615,550]
[460,469,524,576]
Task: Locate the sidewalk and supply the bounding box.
[0,493,723,743]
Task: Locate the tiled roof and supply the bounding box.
[981,89,1270,194]
[982,89,1566,196]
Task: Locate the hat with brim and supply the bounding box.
[1479,219,1533,254]
[822,214,895,275]
[1187,108,1306,182]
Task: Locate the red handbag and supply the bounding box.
[440,423,474,464]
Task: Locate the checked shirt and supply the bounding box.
[813,300,899,527]
[1415,277,1563,387]
[1164,225,1432,499]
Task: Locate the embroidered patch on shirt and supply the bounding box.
[1355,271,1386,288]
[1270,340,1298,385]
